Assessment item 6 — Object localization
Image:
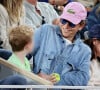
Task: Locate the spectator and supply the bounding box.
[33,2,91,86]
[85,24,100,86]
[8,25,34,72]
[24,0,58,30]
[79,1,100,40]
[87,3,100,30]
[0,0,25,50]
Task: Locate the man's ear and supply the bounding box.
[79,21,86,31]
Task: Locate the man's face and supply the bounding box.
[59,19,83,40]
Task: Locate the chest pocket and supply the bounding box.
[40,52,56,70]
[46,53,55,60]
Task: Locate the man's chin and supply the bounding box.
[62,35,69,38]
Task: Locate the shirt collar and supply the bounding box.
[72,32,82,45]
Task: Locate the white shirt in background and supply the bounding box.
[88,59,100,86]
[24,1,59,30]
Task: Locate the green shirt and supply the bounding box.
[8,54,31,72]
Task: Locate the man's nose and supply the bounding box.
[63,23,70,29]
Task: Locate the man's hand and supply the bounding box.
[52,18,60,25]
[38,73,58,84]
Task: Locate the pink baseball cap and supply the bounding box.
[60,2,87,24]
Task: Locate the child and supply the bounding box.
[8,25,34,72]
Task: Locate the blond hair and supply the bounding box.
[9,25,33,52]
[0,0,24,24]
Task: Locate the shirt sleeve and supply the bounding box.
[33,26,43,56]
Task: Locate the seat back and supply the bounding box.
[0,58,53,85]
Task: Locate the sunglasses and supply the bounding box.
[60,19,76,28]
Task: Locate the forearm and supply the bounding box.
[57,71,89,86]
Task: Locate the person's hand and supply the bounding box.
[49,74,58,84]
[57,6,64,11]
[52,18,60,25]
[38,73,58,84]
[38,73,49,79]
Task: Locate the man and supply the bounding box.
[86,24,100,85]
[33,2,91,85]
[24,0,58,30]
[87,2,100,30]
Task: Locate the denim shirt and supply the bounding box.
[33,24,91,85]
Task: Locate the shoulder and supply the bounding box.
[36,24,58,33]
[24,1,33,11]
[80,41,91,54]
[42,24,57,29]
[0,4,7,13]
[38,2,54,10]
[0,4,8,18]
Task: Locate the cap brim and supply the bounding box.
[60,13,81,25]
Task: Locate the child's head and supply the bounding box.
[9,25,34,54]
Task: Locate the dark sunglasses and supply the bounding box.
[60,19,76,28]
